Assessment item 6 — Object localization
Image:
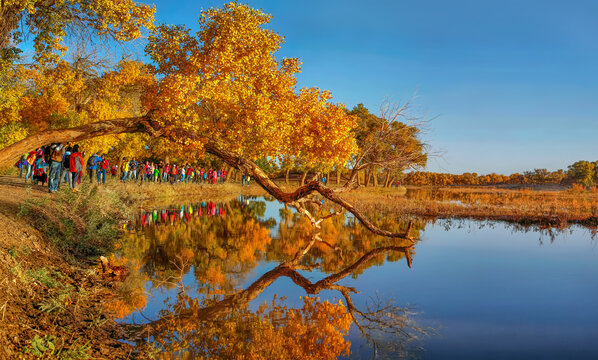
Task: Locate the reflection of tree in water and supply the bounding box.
[436,218,598,245]
[270,204,427,275]
[126,238,425,359]
[118,197,429,358]
[119,199,275,295]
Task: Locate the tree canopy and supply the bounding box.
[0,1,426,241]
[0,0,155,61]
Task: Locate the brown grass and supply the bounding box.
[345,186,598,227]
[0,174,266,358]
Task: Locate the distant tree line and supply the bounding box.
[401,161,598,187]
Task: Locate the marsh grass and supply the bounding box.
[346,186,598,227]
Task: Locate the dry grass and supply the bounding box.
[0,174,266,358]
[103,179,266,208]
[345,186,598,227]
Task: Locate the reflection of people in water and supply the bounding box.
[121,198,426,358]
[133,202,227,229]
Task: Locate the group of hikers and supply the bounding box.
[115,157,230,185]
[15,143,243,193]
[15,143,90,193]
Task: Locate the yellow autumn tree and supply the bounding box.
[153,295,351,360]
[0,0,155,61]
[143,3,356,167]
[0,2,417,242]
[3,55,154,152]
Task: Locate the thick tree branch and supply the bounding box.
[0,115,153,166]
[204,143,415,241]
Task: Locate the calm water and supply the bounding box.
[115,196,598,359]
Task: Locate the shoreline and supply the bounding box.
[0,175,596,357]
[0,174,265,358]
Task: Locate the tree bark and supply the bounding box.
[373,169,379,187]
[336,168,341,185]
[285,168,290,184]
[224,166,233,183]
[365,170,371,187]
[384,170,391,188]
[300,171,308,186]
[0,116,149,167]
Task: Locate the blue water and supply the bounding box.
[118,197,598,359]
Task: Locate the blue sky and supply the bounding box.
[143,1,597,173]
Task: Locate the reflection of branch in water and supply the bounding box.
[343,294,429,358]
[126,197,423,358]
[128,240,419,357]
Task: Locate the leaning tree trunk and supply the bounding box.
[0,116,414,241]
[384,174,396,187]
[300,171,309,186]
[285,168,290,184]
[384,170,391,188]
[0,116,149,167]
[224,166,234,183]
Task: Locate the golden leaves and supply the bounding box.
[146,2,357,168]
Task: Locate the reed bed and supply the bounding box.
[345,187,598,227]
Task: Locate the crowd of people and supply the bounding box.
[15,143,241,193]
[16,143,88,193]
[114,157,230,185]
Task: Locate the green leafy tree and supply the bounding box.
[568,161,595,188]
[347,102,427,187]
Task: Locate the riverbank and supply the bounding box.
[345,186,598,227]
[0,174,265,358]
[1,175,595,358]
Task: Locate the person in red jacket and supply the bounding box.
[97,155,108,185]
[69,144,84,192]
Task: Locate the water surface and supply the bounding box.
[115,196,598,359]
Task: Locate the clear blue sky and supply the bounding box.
[143,0,597,174]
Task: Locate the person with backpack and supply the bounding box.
[33,154,48,185]
[48,143,64,193]
[24,149,37,183]
[129,157,138,182]
[170,164,177,184]
[14,155,27,177]
[87,153,98,182]
[120,157,129,182]
[60,146,72,188]
[97,155,108,185]
[69,145,84,192]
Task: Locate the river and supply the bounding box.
[113,196,598,359]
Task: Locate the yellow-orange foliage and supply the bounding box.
[145,3,357,167]
[155,295,352,359]
[1,0,155,61]
[9,58,155,155]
